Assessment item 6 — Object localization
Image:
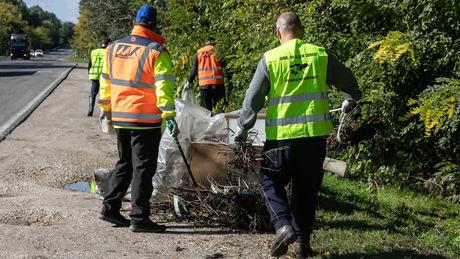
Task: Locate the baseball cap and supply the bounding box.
[136,6,157,25]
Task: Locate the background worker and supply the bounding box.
[97,5,179,233]
[235,12,362,258]
[87,37,111,116]
[184,35,232,113]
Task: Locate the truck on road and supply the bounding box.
[10,34,31,60]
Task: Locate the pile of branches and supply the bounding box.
[150,179,271,233]
[146,139,294,233]
[148,139,274,233]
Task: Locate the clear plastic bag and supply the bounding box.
[101,117,114,134]
[181,86,197,104]
[154,99,228,191]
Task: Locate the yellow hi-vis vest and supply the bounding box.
[88,48,106,80]
[264,39,332,140]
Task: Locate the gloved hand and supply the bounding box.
[184,82,191,90]
[234,125,248,143]
[166,117,180,139]
[341,100,356,113]
[99,110,112,124]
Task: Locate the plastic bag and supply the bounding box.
[101,117,114,134]
[181,86,197,104]
[154,99,228,191]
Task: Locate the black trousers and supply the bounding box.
[259,137,326,243]
[102,128,161,223]
[200,85,226,113]
[90,79,100,96]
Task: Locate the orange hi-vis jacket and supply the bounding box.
[98,26,175,129]
[197,45,224,86]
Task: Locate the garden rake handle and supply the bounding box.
[167,121,204,204]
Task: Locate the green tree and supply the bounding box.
[0,1,28,55]
[75,0,460,199]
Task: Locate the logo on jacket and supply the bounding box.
[115,44,141,59]
[290,63,309,75]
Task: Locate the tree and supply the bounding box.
[74,0,459,199]
[0,2,28,54]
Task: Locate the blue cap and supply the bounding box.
[136,6,157,25]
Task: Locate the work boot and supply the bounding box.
[87,94,96,116]
[129,219,166,233]
[98,212,130,226]
[295,241,313,258]
[270,224,297,257]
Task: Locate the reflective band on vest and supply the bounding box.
[89,48,106,80]
[264,39,332,140]
[197,45,224,86]
[106,37,166,127]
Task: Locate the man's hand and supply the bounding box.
[99,110,112,124]
[234,126,248,143]
[341,100,356,113]
[166,117,180,139]
[184,82,191,90]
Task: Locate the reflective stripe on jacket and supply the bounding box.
[98,26,175,129]
[264,39,332,140]
[88,48,106,80]
[197,45,224,86]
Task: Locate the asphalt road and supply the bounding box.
[0,46,77,140]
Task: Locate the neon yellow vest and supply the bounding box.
[264,39,332,140]
[88,48,106,80]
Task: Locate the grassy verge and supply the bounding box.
[307,173,460,258]
[64,55,88,63]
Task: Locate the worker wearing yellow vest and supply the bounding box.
[235,13,362,258]
[97,5,178,233]
[184,35,232,113]
[87,38,111,116]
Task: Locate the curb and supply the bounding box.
[0,63,77,142]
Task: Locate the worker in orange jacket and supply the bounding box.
[97,5,178,233]
[184,35,232,113]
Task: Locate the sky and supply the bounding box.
[23,0,80,24]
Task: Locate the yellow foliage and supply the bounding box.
[368,31,416,67]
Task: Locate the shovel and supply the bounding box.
[167,121,205,205]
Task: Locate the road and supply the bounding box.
[0,46,77,140]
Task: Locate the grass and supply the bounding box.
[63,55,88,63]
[308,173,460,258]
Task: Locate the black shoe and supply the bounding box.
[295,241,313,258]
[270,225,297,257]
[98,213,130,226]
[129,220,166,233]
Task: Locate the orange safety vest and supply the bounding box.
[106,27,168,128]
[197,45,224,86]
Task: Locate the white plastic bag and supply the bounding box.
[181,86,197,104]
[154,99,228,190]
[101,117,114,134]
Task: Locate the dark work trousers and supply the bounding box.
[90,79,100,96]
[102,128,161,224]
[259,136,326,243]
[200,85,226,113]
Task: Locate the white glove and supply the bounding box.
[184,82,191,90]
[341,100,356,113]
[234,125,248,143]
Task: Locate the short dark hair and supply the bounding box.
[135,19,156,31]
[102,38,111,46]
[205,35,215,42]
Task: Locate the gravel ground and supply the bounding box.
[0,63,295,259]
